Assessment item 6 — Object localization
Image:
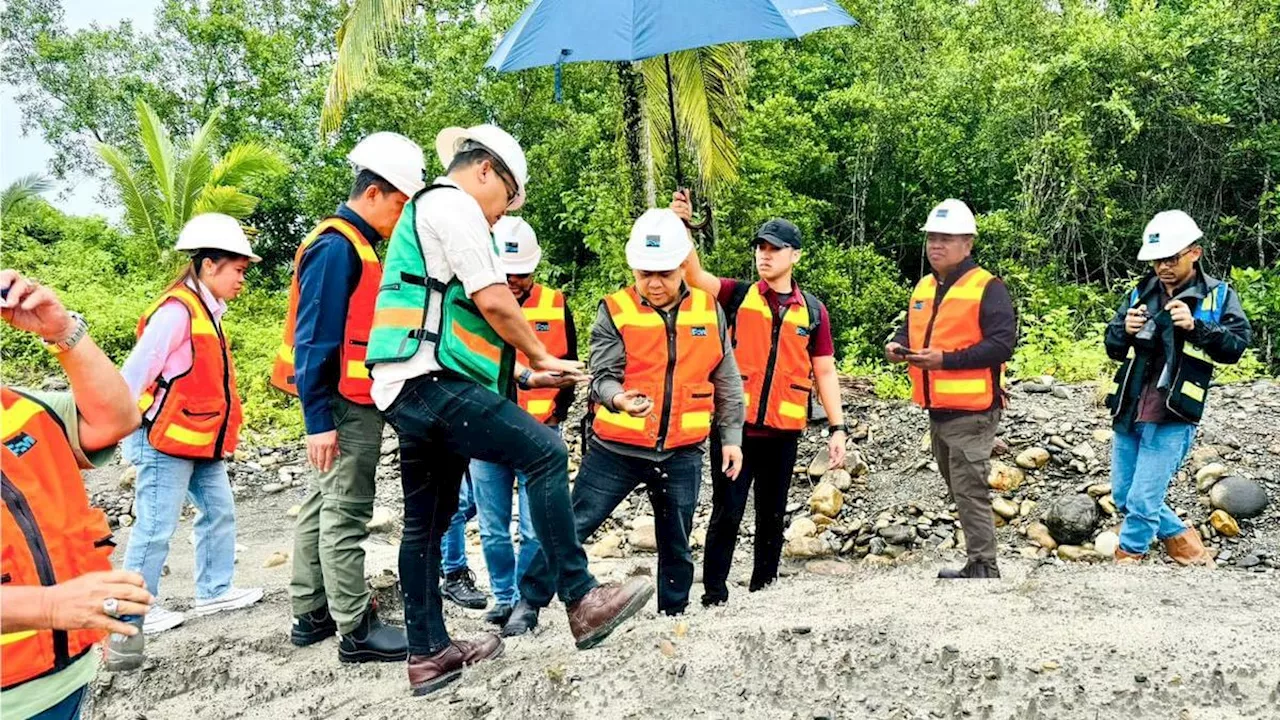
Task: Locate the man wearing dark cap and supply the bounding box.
[673,193,847,606]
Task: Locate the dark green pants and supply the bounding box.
[931,409,1002,565]
[289,397,384,633]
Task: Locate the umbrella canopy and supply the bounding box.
[487,0,858,72]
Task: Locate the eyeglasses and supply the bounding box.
[1150,248,1194,268]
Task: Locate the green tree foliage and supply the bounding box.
[0,174,53,214]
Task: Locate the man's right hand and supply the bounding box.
[41,570,152,636]
[306,430,340,473]
[611,389,653,418]
[0,269,75,342]
[528,352,586,377]
[670,191,692,223]
[1124,308,1147,336]
[885,342,908,364]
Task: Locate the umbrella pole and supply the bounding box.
[663,53,684,190]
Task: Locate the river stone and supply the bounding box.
[1208,476,1269,519]
[1016,447,1051,470]
[878,525,915,547]
[1045,494,1098,545]
[786,516,819,540]
[823,468,853,491]
[1209,509,1240,537]
[810,482,844,518]
[1195,463,1230,492]
[991,497,1020,520]
[988,462,1025,492]
[629,525,658,552]
[1094,531,1120,557]
[1027,522,1056,550]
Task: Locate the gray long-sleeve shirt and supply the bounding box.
[589,286,744,461]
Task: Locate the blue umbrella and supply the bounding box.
[486,0,858,222]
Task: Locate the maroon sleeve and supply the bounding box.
[811,302,836,357]
[717,278,744,307]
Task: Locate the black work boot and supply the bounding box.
[937,560,1001,579]
[441,569,489,610]
[500,599,540,637]
[484,602,515,626]
[291,605,338,647]
[338,601,409,663]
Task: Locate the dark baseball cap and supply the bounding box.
[754,219,802,250]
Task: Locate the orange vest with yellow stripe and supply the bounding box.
[272,217,382,405]
[593,287,723,450]
[733,283,817,431]
[515,284,570,423]
[136,286,243,459]
[907,265,1005,411]
[1,387,114,690]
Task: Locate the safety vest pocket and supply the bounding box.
[679,382,715,433]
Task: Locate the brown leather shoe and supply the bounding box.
[1163,528,1216,568]
[407,634,504,696]
[567,577,655,650]
[1114,548,1145,564]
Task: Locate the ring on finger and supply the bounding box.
[102,597,120,617]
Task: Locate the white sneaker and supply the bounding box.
[191,587,264,617]
[143,605,186,635]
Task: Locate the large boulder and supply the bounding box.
[809,482,843,518]
[1044,494,1099,546]
[1208,476,1269,519]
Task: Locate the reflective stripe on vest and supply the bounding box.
[1,388,113,690]
[593,287,723,450]
[733,284,814,431]
[136,287,243,459]
[906,266,1004,412]
[272,217,382,405]
[516,284,570,423]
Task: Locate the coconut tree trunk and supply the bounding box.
[617,61,648,219]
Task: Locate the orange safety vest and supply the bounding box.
[1,387,114,690]
[136,286,243,459]
[906,265,1005,411]
[733,283,818,431]
[515,284,570,423]
[593,287,723,450]
[272,217,382,405]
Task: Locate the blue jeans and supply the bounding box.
[122,428,236,600]
[522,442,702,615]
[440,473,476,576]
[1111,421,1197,555]
[31,684,86,720]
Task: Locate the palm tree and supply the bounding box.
[1,173,54,214]
[95,100,288,259]
[318,1,745,213]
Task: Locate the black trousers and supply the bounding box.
[701,432,800,605]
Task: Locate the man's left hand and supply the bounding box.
[722,444,743,480]
[827,430,847,469]
[528,369,591,389]
[905,348,944,370]
[1167,300,1195,331]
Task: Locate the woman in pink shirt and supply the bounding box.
[106,214,263,671]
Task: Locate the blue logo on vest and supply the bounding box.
[913,301,925,310]
[690,326,707,337]
[4,432,35,457]
[645,235,662,248]
[796,327,810,337]
[535,321,550,332]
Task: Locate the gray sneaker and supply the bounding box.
[104,616,145,672]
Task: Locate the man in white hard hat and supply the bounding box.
[365,124,654,696]
[508,209,744,630]
[275,132,424,664]
[437,216,578,632]
[886,199,1016,579]
[1103,210,1251,566]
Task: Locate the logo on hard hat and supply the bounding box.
[645,235,662,248]
[1147,233,1160,244]
[505,242,519,253]
[935,209,949,218]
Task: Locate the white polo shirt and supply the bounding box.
[370,176,505,410]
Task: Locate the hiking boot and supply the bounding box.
[104,616,145,672]
[500,600,539,637]
[937,560,1001,579]
[441,569,488,610]
[192,587,264,617]
[566,577,654,650]
[1115,548,1145,565]
[484,602,515,627]
[1163,528,1216,568]
[142,604,185,635]
[338,601,408,663]
[291,605,337,647]
[407,635,504,696]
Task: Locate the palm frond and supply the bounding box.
[0,173,53,214]
[193,185,260,219]
[640,45,746,194]
[171,106,224,228]
[95,143,165,250]
[210,142,289,189]
[320,0,418,134]
[136,99,176,216]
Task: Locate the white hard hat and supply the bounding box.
[626,209,692,272]
[922,198,977,235]
[495,216,540,274]
[174,213,261,262]
[1137,210,1203,261]
[435,124,528,210]
[347,132,426,197]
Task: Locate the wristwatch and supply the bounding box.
[44,312,88,355]
[828,422,849,434]
[516,367,534,390]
